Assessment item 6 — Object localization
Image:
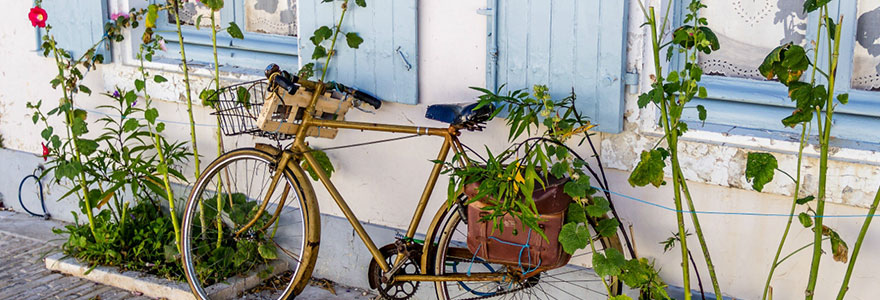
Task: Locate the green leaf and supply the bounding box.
[566,203,587,224]
[796,195,815,205]
[593,248,626,277]
[146,4,158,28]
[302,150,334,181]
[145,108,159,124]
[550,162,567,179]
[312,45,328,60]
[826,16,837,40]
[745,152,777,192]
[804,0,831,13]
[153,75,168,83]
[258,243,278,260]
[123,118,140,132]
[76,139,99,156]
[758,43,808,85]
[610,296,633,300]
[202,0,224,11]
[837,93,849,105]
[628,149,666,188]
[124,90,138,106]
[227,22,244,39]
[345,32,364,49]
[597,218,620,238]
[585,197,611,218]
[563,180,587,198]
[355,0,367,7]
[236,86,251,109]
[558,223,589,254]
[78,85,92,95]
[696,104,707,124]
[156,122,165,133]
[41,127,53,141]
[310,26,333,45]
[134,79,145,92]
[799,212,813,228]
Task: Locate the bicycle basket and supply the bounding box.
[212,79,294,140]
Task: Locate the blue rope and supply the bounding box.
[592,185,880,218]
[486,229,542,274]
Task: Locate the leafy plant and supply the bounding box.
[298,0,366,82]
[633,1,723,298]
[745,1,878,299]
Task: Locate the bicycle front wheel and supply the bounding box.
[182,148,316,300]
[433,205,625,299]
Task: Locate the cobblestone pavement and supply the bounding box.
[0,232,149,300]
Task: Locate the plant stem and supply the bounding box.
[805,10,842,299]
[49,36,97,239]
[320,0,349,82]
[835,186,880,299]
[648,7,691,299]
[586,227,613,296]
[762,124,808,300]
[210,11,225,250]
[675,164,722,298]
[139,45,182,251]
[171,0,205,244]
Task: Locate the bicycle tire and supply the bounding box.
[181,148,320,299]
[433,203,626,299]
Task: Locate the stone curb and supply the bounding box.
[45,253,288,300]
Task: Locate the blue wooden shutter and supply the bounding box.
[298,0,418,104]
[40,0,111,62]
[489,0,629,133]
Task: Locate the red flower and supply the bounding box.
[41,143,49,161]
[29,6,47,28]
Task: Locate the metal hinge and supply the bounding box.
[477,7,494,16]
[624,72,640,94]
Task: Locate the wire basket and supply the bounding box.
[212,79,296,141]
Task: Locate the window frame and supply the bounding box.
[672,0,880,142]
[153,0,300,71]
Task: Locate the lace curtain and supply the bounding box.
[246,0,298,37]
[697,0,808,81]
[167,1,219,28]
[853,0,880,91]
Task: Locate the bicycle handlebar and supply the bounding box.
[264,63,381,110]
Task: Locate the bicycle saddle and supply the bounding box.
[425,102,495,130]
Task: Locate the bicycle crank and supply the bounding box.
[368,243,422,300]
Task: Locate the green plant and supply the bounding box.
[746,1,867,298]
[446,85,668,299]
[632,1,722,298]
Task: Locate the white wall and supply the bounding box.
[1,0,880,299]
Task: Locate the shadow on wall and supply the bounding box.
[857,7,880,75]
[774,0,807,45]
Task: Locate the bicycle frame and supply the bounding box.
[243,82,507,283]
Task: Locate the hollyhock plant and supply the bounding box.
[110,12,130,21]
[29,6,47,28]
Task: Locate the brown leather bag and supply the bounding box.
[464,176,572,270]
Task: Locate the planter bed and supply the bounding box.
[45,253,287,300]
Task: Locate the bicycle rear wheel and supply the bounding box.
[433,204,625,299]
[181,148,316,299]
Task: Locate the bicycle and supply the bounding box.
[180,64,626,299]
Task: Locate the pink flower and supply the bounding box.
[110,12,130,21]
[28,6,47,28]
[158,39,167,52]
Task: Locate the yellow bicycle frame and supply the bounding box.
[243,80,507,283]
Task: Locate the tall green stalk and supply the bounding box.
[836,187,880,299]
[761,125,808,300]
[48,36,97,239]
[170,0,206,237]
[138,43,182,251]
[647,8,691,299]
[209,11,225,249]
[805,8,842,299]
[319,0,350,82]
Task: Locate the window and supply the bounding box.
[680,0,880,142]
[485,0,631,133]
[155,0,300,71]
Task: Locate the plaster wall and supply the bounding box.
[1,0,879,299]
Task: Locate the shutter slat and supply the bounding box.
[299,0,418,104]
[41,0,111,63]
[493,0,628,133]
